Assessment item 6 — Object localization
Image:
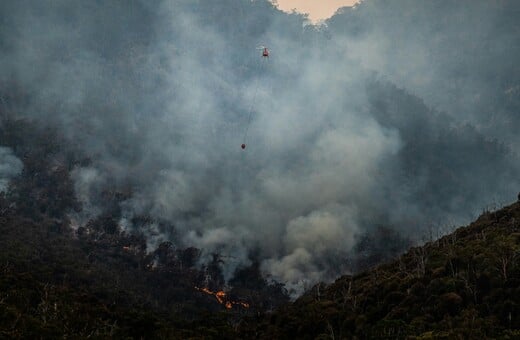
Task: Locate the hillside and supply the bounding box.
[241,201,520,339]
[2,155,519,339]
[1,107,519,339]
[1,112,518,339]
[0,114,289,339]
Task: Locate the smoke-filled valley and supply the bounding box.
[1,0,519,303]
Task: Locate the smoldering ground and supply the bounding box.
[0,0,519,293]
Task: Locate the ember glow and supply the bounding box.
[195,287,250,309]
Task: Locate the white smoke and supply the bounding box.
[0,146,23,193]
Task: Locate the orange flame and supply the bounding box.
[195,287,249,309]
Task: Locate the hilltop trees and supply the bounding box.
[245,202,520,339]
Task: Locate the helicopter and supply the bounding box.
[261,46,269,58]
[256,45,270,58]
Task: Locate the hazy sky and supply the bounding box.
[274,0,359,22]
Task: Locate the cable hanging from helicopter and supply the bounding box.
[241,45,269,150]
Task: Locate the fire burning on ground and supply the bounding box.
[195,287,250,309]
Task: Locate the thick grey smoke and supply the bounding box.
[0,0,518,293]
[328,0,520,147]
[0,147,23,192]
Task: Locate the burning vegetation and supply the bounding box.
[195,287,250,309]
[0,108,289,338]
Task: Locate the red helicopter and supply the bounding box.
[257,45,269,58]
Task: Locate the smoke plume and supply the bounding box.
[0,147,23,193]
[0,0,518,293]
